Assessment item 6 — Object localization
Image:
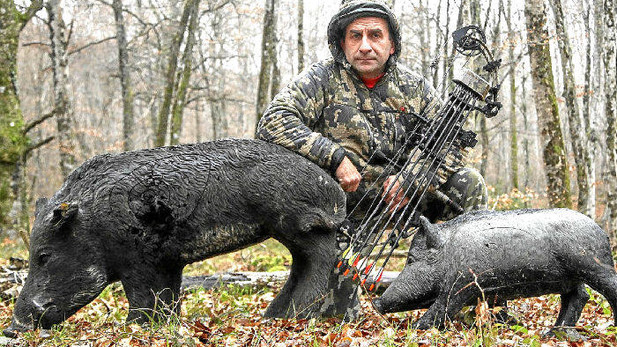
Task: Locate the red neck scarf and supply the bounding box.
[361,72,385,89]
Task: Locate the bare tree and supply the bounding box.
[602,0,617,233]
[112,0,136,151]
[256,0,280,121]
[432,0,443,89]
[582,0,598,217]
[297,0,305,73]
[0,0,44,237]
[155,0,198,147]
[170,0,200,145]
[550,0,593,216]
[524,0,572,208]
[47,0,76,178]
[505,0,519,190]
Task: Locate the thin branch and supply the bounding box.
[21,41,50,48]
[23,110,56,134]
[66,18,75,48]
[93,0,163,44]
[201,0,233,14]
[68,36,117,56]
[19,0,44,31]
[24,136,55,156]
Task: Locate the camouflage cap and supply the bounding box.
[327,0,402,68]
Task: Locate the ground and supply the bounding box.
[0,189,615,346]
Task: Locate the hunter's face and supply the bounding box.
[341,17,395,80]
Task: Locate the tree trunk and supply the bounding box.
[256,0,279,121]
[602,0,617,234]
[170,0,200,145]
[0,0,43,234]
[442,0,451,91]
[419,0,430,78]
[297,0,305,73]
[432,0,442,89]
[468,0,490,179]
[524,0,572,208]
[47,0,76,178]
[506,0,519,190]
[521,76,532,195]
[550,0,593,216]
[582,0,597,217]
[195,100,202,143]
[112,0,135,151]
[154,0,197,147]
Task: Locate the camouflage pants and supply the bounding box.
[347,167,488,225]
[419,167,488,222]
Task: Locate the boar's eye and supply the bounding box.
[38,253,51,266]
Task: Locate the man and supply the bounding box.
[256,0,487,224]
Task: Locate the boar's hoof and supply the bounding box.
[493,309,520,326]
[3,319,34,338]
[411,320,432,331]
[411,317,441,331]
[544,327,586,341]
[2,328,18,339]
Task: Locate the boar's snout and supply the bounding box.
[3,318,33,338]
[371,299,385,314]
[8,292,64,336]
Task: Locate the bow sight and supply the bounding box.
[335,25,502,294]
[452,25,502,117]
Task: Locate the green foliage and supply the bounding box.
[249,253,290,272]
[0,3,29,232]
[488,187,541,210]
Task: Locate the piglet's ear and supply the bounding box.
[419,216,444,249]
[51,202,79,228]
[35,197,48,217]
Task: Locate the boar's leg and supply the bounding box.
[543,284,589,341]
[266,227,358,320]
[553,284,589,327]
[579,266,617,326]
[413,283,479,330]
[121,265,183,324]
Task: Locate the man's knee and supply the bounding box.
[442,167,488,212]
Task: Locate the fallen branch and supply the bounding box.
[181,270,401,293]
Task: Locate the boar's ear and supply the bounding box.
[35,198,48,217]
[418,216,444,249]
[50,202,79,228]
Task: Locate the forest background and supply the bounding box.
[0,0,616,345]
[0,0,615,244]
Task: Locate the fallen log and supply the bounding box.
[181,270,401,293]
[1,259,401,298]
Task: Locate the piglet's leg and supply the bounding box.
[121,265,183,324]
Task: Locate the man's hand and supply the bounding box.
[383,175,410,214]
[336,157,362,192]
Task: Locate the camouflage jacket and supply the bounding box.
[255,58,466,191]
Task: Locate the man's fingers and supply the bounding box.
[387,196,409,214]
[382,175,410,213]
[336,156,362,192]
[339,172,361,192]
[341,172,362,192]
